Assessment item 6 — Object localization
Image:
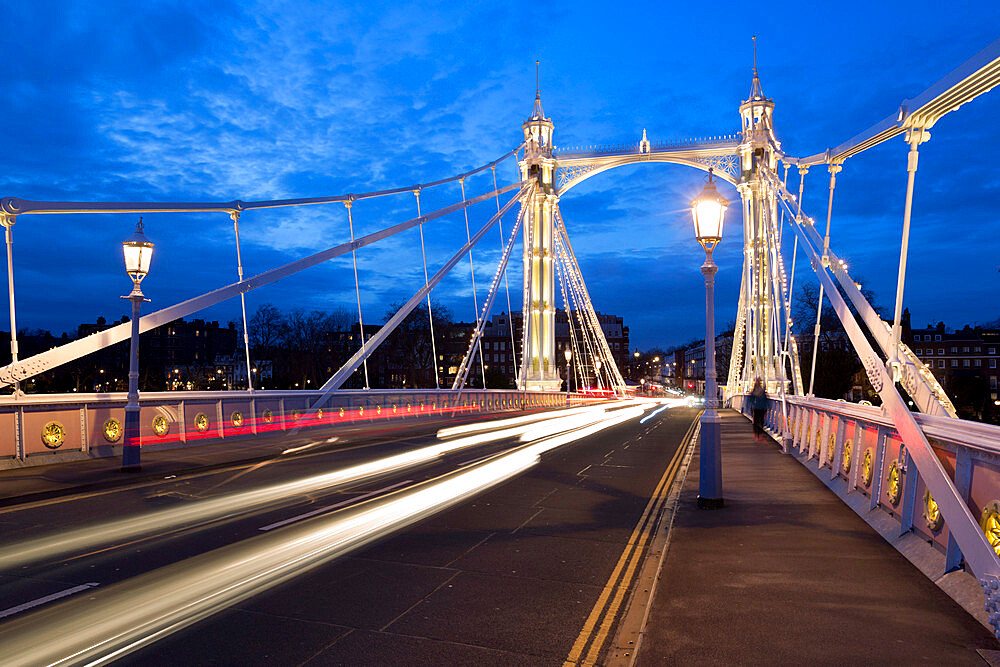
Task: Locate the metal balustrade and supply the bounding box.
[0,389,584,468]
[732,393,1000,577]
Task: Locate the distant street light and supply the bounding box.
[691,168,728,509]
[564,349,572,398]
[121,218,153,472]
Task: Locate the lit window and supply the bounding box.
[963,359,970,367]
[975,360,981,367]
[935,335,941,341]
[962,346,969,353]
[917,348,924,355]
[951,360,958,368]
[991,360,997,369]
[951,346,958,353]
[990,348,997,355]
[938,349,945,355]
[976,347,982,353]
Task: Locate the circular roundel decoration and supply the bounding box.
[262,409,273,424]
[923,489,943,532]
[339,407,345,418]
[841,439,853,475]
[407,403,412,413]
[103,418,123,443]
[41,421,66,449]
[376,405,382,415]
[861,448,874,487]
[292,410,301,420]
[885,462,902,505]
[392,404,398,414]
[231,411,243,427]
[194,413,209,432]
[152,415,169,437]
[358,406,364,416]
[981,501,1000,557]
[827,433,836,464]
[316,408,324,420]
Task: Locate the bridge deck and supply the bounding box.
[636,410,996,665]
[0,408,995,663]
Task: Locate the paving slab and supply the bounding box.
[635,409,998,666]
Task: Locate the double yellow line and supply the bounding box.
[563,413,700,666]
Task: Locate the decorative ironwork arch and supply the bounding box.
[556,152,740,196]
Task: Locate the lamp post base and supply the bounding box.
[697,496,725,509]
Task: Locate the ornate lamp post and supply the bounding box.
[564,349,572,398]
[690,169,728,508]
[121,218,153,472]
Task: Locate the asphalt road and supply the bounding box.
[0,402,700,665]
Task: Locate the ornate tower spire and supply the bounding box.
[531,60,545,119]
[748,35,765,100]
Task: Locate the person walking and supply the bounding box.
[750,378,768,441]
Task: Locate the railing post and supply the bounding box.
[830,417,847,481]
[869,427,888,512]
[945,447,973,572]
[846,421,864,494]
[899,449,918,534]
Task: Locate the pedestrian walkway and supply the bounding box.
[633,409,998,665]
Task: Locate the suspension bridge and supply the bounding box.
[0,37,998,664]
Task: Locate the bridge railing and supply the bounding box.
[1,389,580,468]
[731,393,1000,572]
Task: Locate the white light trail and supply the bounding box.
[0,403,649,665]
[0,404,623,572]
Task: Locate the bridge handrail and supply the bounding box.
[775,394,1000,456]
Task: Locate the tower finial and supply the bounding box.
[748,36,764,100]
[530,60,545,119]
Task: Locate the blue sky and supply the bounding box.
[1,1,998,352]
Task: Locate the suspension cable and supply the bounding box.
[344,201,370,390]
[556,233,596,389]
[555,212,626,393]
[230,212,253,392]
[414,190,440,389]
[554,234,584,393]
[492,165,518,383]
[808,163,841,396]
[459,178,487,389]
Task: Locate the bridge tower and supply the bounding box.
[517,88,562,391]
[728,62,796,395]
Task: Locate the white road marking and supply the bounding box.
[258,480,413,531]
[639,405,670,424]
[0,583,99,619]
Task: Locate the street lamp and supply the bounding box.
[121,217,153,472]
[690,168,728,508]
[564,349,572,397]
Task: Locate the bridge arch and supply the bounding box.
[556,152,740,197]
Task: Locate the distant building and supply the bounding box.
[442,309,630,389]
[903,311,1000,420]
